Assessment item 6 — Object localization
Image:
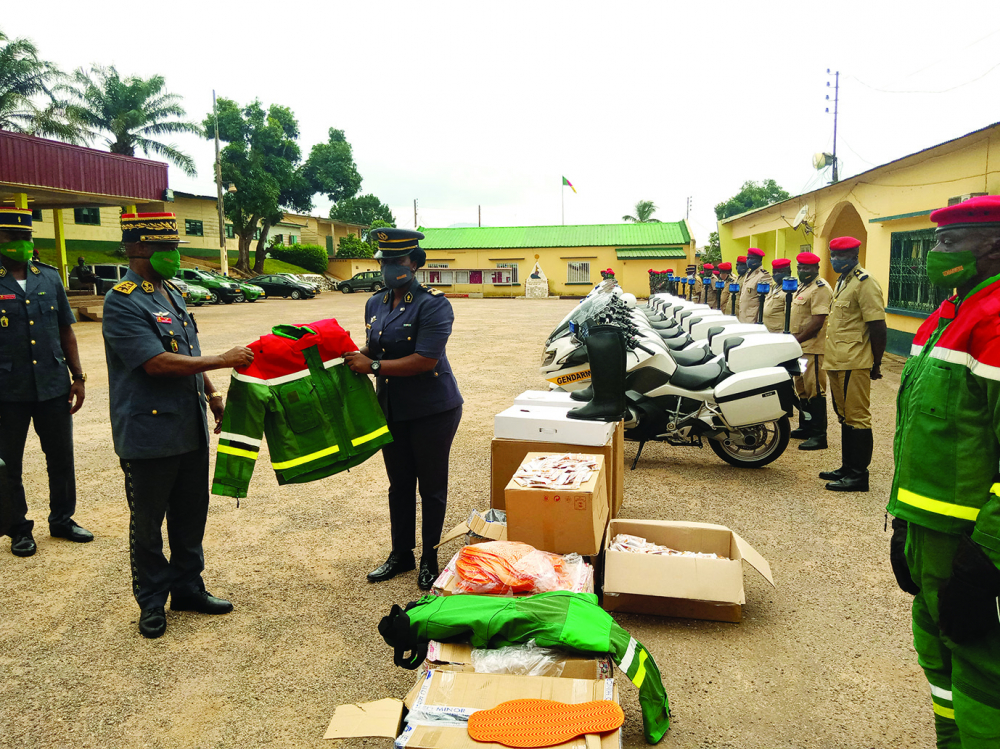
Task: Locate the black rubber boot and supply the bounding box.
[826,427,870,492]
[570,384,594,402]
[567,326,626,422]
[799,397,828,451]
[789,399,810,439]
[819,424,850,480]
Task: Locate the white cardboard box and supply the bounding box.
[512,390,577,409]
[494,405,617,447]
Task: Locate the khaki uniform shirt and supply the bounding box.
[687,275,702,303]
[719,275,737,315]
[737,266,773,324]
[762,284,786,333]
[823,264,886,370]
[790,278,833,354]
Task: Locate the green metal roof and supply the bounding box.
[615,247,687,259]
[418,222,690,250]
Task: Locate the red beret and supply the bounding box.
[772,258,791,269]
[666,268,674,273]
[829,236,861,251]
[931,195,1000,228]
[712,270,719,275]
[718,262,732,270]
[797,251,821,265]
[747,247,765,257]
[648,268,654,273]
[703,263,715,270]
[736,256,747,263]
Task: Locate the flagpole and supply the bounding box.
[561,182,564,226]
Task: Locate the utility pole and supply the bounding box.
[686,196,692,220]
[478,205,481,227]
[213,90,228,276]
[826,69,840,183]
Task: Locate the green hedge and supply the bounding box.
[267,244,328,274]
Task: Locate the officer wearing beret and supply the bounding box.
[717,262,736,314]
[684,264,701,302]
[0,208,91,558]
[787,252,833,450]
[820,236,886,492]
[103,213,253,638]
[345,228,463,590]
[761,258,792,332]
[701,263,718,308]
[886,195,1000,746]
[737,248,772,324]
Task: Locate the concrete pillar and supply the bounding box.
[12,193,28,210]
[52,209,68,287]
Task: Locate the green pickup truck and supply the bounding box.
[177,268,245,303]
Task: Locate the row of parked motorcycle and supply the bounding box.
[539,281,804,468]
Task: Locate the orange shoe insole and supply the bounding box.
[468,699,624,748]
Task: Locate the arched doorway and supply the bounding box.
[820,201,868,286]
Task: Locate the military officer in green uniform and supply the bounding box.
[787,251,833,450]
[0,208,91,557]
[820,236,886,492]
[887,195,1000,748]
[737,248,772,324]
[761,257,791,332]
[103,213,253,638]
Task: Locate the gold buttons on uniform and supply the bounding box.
[183,322,188,327]
[32,360,37,365]
[189,345,193,350]
[29,321,34,326]
[169,330,175,335]
[152,410,157,415]
[25,300,29,305]
[30,340,35,345]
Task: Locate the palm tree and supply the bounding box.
[0,30,82,142]
[622,200,661,223]
[65,65,201,176]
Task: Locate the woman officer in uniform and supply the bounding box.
[345,228,463,590]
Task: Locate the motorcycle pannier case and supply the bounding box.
[724,333,802,372]
[714,367,792,427]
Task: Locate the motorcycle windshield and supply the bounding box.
[545,294,617,346]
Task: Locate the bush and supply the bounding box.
[336,234,373,259]
[267,244,329,274]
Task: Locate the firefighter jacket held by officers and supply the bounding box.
[887,272,1000,567]
[211,319,393,499]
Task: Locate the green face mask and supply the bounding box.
[926,250,978,288]
[149,249,181,280]
[0,239,34,263]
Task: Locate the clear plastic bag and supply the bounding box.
[453,542,587,596]
[471,639,567,677]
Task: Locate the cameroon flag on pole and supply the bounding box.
[562,176,577,194]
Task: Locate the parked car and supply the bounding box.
[237,281,264,302]
[276,272,322,294]
[246,274,316,299]
[171,279,212,307]
[91,263,129,294]
[337,270,384,294]
[176,268,244,303]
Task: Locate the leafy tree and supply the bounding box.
[714,179,791,220]
[622,200,661,223]
[701,232,722,265]
[0,30,81,141]
[365,218,394,246]
[336,233,373,259]
[330,193,396,227]
[65,65,201,175]
[268,243,328,274]
[303,128,362,203]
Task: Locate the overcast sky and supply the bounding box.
[5,1,999,243]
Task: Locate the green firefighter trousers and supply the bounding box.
[906,524,1000,748]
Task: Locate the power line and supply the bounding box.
[886,26,1000,87]
[848,60,1000,94]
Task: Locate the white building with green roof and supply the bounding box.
[417,221,696,297]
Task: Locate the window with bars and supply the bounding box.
[185,219,204,236]
[225,224,235,239]
[495,262,518,285]
[74,207,101,225]
[567,261,590,284]
[888,229,949,315]
[31,209,42,220]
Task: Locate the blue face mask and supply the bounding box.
[746,257,762,271]
[772,271,791,285]
[831,255,857,274]
[381,263,414,289]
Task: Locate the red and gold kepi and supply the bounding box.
[120,212,188,244]
[373,227,423,259]
[930,194,1000,229]
[0,208,33,233]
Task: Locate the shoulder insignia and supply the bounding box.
[141,281,154,293]
[163,281,177,292]
[29,264,40,275]
[0,267,6,277]
[382,292,389,304]
[404,292,413,303]
[34,261,57,271]
[853,267,869,281]
[113,280,138,295]
[428,287,443,296]
[816,279,825,287]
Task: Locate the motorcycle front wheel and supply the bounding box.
[709,416,790,468]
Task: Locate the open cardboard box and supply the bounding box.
[437,509,507,549]
[414,641,614,684]
[490,422,624,518]
[602,519,775,623]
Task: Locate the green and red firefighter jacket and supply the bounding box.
[211,319,392,499]
[887,272,1000,567]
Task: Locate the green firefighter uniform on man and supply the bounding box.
[887,195,1000,747]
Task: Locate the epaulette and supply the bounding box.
[164,280,178,293]
[816,279,826,287]
[424,285,444,296]
[381,292,390,304]
[854,268,869,281]
[112,280,138,295]
[33,261,57,271]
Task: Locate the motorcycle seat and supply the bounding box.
[648,319,677,330]
[663,335,692,350]
[671,347,710,367]
[670,358,726,391]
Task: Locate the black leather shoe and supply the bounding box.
[170,590,233,615]
[818,467,847,480]
[49,522,94,543]
[368,551,415,583]
[418,556,440,591]
[139,607,167,638]
[826,470,870,492]
[11,532,36,557]
[799,434,828,451]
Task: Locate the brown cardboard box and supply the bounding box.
[490,422,624,518]
[504,454,609,556]
[418,641,614,682]
[398,670,620,749]
[436,510,507,549]
[602,519,775,623]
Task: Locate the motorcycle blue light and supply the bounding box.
[729,282,740,292]
[756,282,771,293]
[715,280,724,289]
[782,277,798,292]
[702,277,711,286]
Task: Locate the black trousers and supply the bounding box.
[0,395,77,536]
[382,405,462,556]
[121,447,209,609]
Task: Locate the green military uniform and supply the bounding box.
[737,266,772,324]
[823,264,885,429]
[790,277,832,401]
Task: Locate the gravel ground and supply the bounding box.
[0,294,931,748]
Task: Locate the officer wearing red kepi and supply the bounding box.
[820,236,886,492]
[886,195,1000,746]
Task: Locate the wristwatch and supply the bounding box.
[370,360,381,374]
[72,372,87,382]
[205,392,223,403]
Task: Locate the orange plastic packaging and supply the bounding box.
[454,541,570,595]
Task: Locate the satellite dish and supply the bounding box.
[792,205,810,229]
[812,152,835,170]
